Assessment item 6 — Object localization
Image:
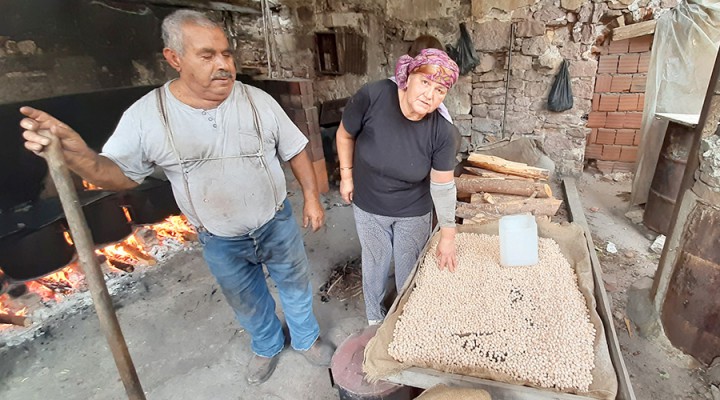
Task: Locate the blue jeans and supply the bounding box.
[198,199,320,357]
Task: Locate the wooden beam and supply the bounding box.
[612,20,656,41]
[121,0,264,14]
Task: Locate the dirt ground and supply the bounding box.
[0,171,713,399]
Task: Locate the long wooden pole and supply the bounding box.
[42,132,146,400]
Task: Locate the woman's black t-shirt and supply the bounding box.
[341,79,460,217]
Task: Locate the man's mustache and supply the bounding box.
[212,70,233,80]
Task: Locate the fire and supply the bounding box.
[0,214,196,328]
[63,231,74,245]
[82,180,101,190]
[122,207,132,223]
[154,215,197,242]
[0,295,27,317]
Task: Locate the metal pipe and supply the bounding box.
[41,132,146,400]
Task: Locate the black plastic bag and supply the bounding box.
[547,59,573,112]
[447,23,479,75]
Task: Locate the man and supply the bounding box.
[20,9,333,385]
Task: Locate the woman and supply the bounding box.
[336,49,460,325]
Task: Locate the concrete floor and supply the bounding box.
[0,171,712,399]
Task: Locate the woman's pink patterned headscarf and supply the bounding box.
[394,48,459,90]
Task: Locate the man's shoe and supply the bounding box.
[299,337,335,367]
[246,354,280,385]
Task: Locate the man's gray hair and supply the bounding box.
[161,9,222,54]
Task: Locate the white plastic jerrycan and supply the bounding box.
[499,214,539,267]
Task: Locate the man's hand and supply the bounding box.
[20,106,91,161]
[302,198,325,232]
[436,227,457,272]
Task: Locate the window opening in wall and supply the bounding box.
[314,30,366,76]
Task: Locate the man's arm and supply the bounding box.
[288,148,325,232]
[20,107,138,191]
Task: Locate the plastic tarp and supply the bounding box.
[631,0,720,206]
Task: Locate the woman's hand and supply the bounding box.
[436,227,457,272]
[340,176,354,204]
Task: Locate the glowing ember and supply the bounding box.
[0,214,196,318]
[0,295,27,317]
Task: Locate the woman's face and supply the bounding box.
[403,72,449,117]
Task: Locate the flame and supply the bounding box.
[82,180,101,190]
[3,214,196,318]
[63,231,74,245]
[154,215,196,242]
[0,295,27,317]
[122,207,133,223]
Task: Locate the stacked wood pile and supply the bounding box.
[456,154,562,224]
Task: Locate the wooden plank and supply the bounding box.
[387,367,593,400]
[562,178,637,400]
[612,20,656,41]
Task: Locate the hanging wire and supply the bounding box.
[260,0,273,77]
[501,22,516,139]
[265,0,280,78]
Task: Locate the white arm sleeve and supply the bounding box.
[430,180,457,228]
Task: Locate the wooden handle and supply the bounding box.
[41,131,146,400]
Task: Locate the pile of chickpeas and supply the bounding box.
[388,233,596,392]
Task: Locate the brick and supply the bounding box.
[638,52,651,73]
[619,146,639,162]
[615,129,636,145]
[279,93,314,110]
[624,112,643,129]
[587,112,607,128]
[592,94,600,111]
[585,144,603,159]
[595,75,613,93]
[312,159,329,194]
[608,39,630,54]
[618,54,640,74]
[611,75,632,92]
[629,35,653,53]
[634,130,642,145]
[599,94,620,111]
[598,55,619,74]
[596,128,617,144]
[631,74,647,92]
[602,145,622,161]
[590,128,598,143]
[638,93,645,110]
[612,161,636,173]
[596,160,615,174]
[618,94,640,111]
[606,112,626,128]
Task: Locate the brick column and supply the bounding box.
[585,35,652,174]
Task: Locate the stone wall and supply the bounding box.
[0,0,173,104]
[0,0,680,177]
[259,0,678,176]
